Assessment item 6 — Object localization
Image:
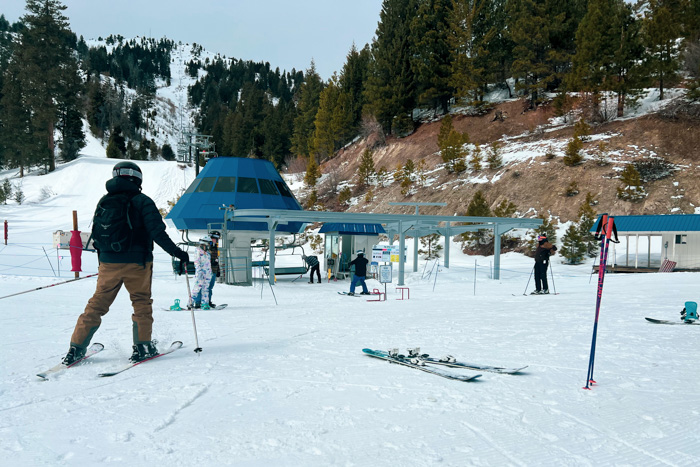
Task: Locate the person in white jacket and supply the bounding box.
[190,237,213,309]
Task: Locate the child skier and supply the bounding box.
[190,236,213,310]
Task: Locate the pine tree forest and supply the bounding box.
[1,0,699,175]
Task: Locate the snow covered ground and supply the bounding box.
[2,150,700,465]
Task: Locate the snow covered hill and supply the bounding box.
[1,146,700,465]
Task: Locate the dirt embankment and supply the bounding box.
[316,98,700,223]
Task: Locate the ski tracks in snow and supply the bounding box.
[153,383,210,433]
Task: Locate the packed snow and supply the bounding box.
[1,139,700,466]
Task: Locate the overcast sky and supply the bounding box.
[2,0,383,80]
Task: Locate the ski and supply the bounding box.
[37,343,105,380]
[362,349,481,382]
[645,317,700,326]
[338,292,363,297]
[401,348,526,374]
[98,341,183,377]
[421,355,527,374]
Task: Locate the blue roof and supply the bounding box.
[166,157,304,232]
[592,215,700,232]
[319,223,386,235]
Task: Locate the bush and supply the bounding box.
[338,186,352,205]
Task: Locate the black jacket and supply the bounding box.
[95,177,181,264]
[535,240,557,264]
[350,255,369,276]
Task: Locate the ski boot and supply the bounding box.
[130,341,159,363]
[169,299,182,311]
[208,302,216,309]
[62,345,86,365]
[530,290,542,295]
[681,301,698,322]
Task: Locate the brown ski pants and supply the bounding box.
[70,262,154,349]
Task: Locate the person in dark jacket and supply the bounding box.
[348,250,370,296]
[303,254,321,283]
[62,161,190,364]
[532,235,557,294]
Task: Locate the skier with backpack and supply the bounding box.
[189,236,213,310]
[62,161,190,365]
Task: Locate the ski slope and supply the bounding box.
[1,153,700,465]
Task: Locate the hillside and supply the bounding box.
[316,92,700,224]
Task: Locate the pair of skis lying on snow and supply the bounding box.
[362,348,527,382]
[37,341,183,380]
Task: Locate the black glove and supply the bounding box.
[176,250,189,273]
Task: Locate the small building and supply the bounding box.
[318,223,385,279]
[598,214,700,271]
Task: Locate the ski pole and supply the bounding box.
[549,261,557,294]
[522,265,534,295]
[184,271,202,353]
[585,215,613,389]
[0,273,98,300]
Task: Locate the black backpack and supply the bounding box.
[90,193,137,253]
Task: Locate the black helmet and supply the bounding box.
[112,161,142,186]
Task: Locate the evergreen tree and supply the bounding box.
[12,0,82,173]
[508,0,587,108]
[643,0,684,100]
[411,0,454,112]
[487,141,503,169]
[291,61,323,159]
[304,155,321,187]
[448,0,493,103]
[419,233,443,259]
[563,135,584,166]
[437,115,469,173]
[578,194,599,257]
[560,223,585,264]
[570,0,643,119]
[0,66,37,176]
[617,163,647,201]
[311,76,339,161]
[161,143,175,161]
[470,144,482,171]
[364,0,419,134]
[357,148,376,187]
[57,58,85,161]
[508,0,555,108]
[461,190,491,244]
[339,43,371,131]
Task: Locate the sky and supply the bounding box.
[2,0,384,80]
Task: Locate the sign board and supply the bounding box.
[379,264,393,283]
[373,245,406,263]
[372,246,390,262]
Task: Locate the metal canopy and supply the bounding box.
[227,208,542,285]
